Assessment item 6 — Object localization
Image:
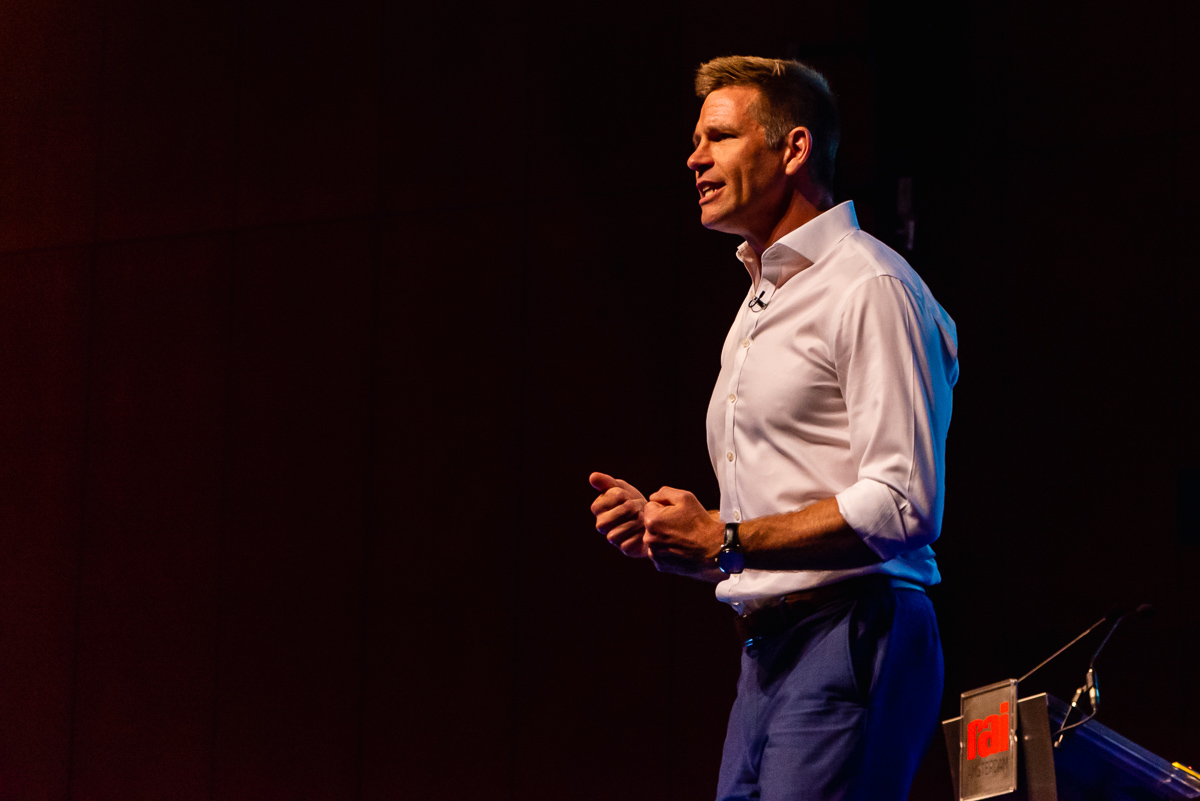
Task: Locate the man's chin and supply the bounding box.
[700,214,742,237]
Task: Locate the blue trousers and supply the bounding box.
[715,586,943,801]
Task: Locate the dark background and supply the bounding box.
[1,0,1198,798]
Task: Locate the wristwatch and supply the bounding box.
[717,522,745,574]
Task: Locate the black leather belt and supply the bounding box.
[733,575,922,648]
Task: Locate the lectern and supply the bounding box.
[943,691,1200,800]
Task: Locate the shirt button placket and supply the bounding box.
[725,308,757,528]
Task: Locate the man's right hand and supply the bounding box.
[589,472,649,558]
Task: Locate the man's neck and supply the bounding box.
[745,187,832,258]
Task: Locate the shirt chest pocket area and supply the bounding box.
[735,333,847,442]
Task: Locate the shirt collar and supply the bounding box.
[735,200,860,290]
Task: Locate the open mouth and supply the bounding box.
[698,183,723,203]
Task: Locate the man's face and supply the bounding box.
[687,85,789,241]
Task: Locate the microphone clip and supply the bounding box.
[748,290,768,312]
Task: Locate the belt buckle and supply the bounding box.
[736,596,793,649]
[734,614,761,648]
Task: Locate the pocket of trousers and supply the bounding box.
[845,589,898,703]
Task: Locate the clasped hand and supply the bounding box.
[589,472,723,577]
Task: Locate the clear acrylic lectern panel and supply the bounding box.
[943,693,1200,801]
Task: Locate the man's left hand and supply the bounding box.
[643,486,723,576]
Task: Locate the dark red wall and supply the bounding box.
[1,0,1197,799]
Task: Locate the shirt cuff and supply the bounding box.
[835,479,909,561]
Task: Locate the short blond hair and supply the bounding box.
[695,56,839,190]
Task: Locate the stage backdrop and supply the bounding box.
[1,0,1197,798]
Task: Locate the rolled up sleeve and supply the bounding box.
[832,274,954,561]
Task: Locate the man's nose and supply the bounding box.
[687,144,710,173]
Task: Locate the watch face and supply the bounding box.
[718,548,745,574]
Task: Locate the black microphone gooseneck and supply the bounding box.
[1016,611,1117,685]
[1053,603,1155,746]
[1088,604,1154,673]
[1082,603,1154,717]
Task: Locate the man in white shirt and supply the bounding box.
[589,56,957,800]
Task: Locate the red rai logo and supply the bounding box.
[966,701,1011,760]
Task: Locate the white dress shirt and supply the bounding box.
[707,201,958,611]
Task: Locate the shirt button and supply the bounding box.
[726,452,734,461]
[733,510,741,521]
[728,393,736,403]
[742,338,751,348]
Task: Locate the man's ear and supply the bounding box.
[782,126,812,176]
